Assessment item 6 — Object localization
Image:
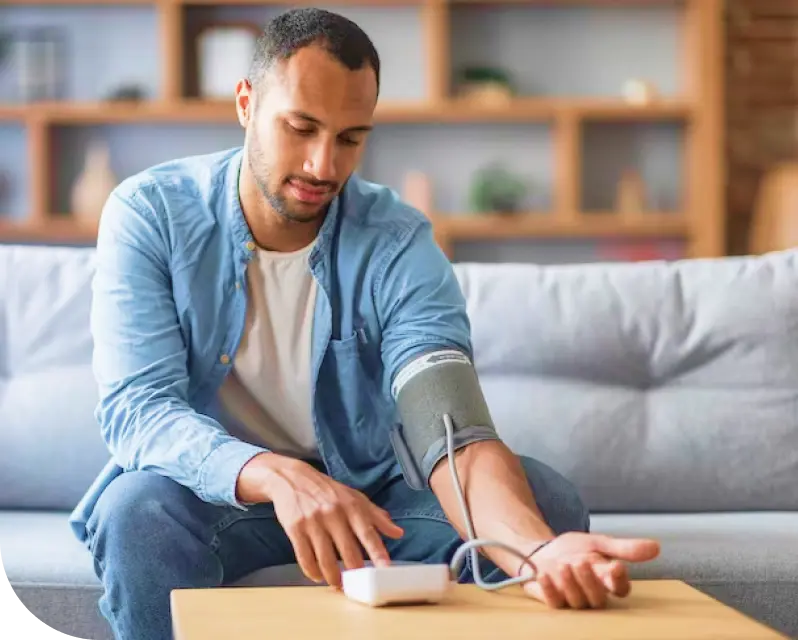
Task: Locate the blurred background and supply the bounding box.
[0,0,793,264]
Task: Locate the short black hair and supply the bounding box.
[249,8,380,95]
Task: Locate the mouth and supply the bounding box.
[287,179,333,205]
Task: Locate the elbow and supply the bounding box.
[95,383,150,470]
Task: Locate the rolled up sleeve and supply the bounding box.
[92,185,266,509]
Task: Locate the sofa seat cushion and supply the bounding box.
[590,512,798,583]
[592,512,798,638]
[4,510,796,588]
[1,511,100,587]
[0,511,314,589]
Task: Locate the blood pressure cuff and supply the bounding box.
[389,349,502,490]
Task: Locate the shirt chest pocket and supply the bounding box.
[323,329,386,432]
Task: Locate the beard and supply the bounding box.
[246,127,333,225]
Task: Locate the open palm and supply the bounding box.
[521,532,661,609]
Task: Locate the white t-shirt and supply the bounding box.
[218,240,320,459]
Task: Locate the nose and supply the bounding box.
[303,139,336,183]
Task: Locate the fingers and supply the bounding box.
[572,559,607,609]
[276,478,404,587]
[525,573,566,609]
[593,559,631,597]
[317,498,403,582]
[525,557,628,610]
[289,530,323,584]
[349,501,403,567]
[526,564,606,610]
[370,505,405,539]
[352,517,392,567]
[326,511,366,573]
[306,518,343,588]
[552,565,588,609]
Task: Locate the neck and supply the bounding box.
[238,166,325,253]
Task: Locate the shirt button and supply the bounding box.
[220,354,231,365]
[245,241,256,251]
[235,281,241,290]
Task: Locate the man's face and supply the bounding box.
[238,44,377,225]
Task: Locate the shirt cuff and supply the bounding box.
[198,440,268,509]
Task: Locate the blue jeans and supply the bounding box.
[85,456,590,640]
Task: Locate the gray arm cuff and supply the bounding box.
[389,351,502,490]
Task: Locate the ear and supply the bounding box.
[235,78,254,128]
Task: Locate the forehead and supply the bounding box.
[268,44,378,120]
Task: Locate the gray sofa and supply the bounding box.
[1,244,796,640]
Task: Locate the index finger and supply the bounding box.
[349,512,392,567]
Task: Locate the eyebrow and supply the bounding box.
[289,110,373,134]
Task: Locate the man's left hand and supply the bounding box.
[520,532,661,609]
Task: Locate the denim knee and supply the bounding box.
[87,471,224,640]
[518,456,590,535]
[87,470,217,572]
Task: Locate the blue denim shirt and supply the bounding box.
[68,147,481,543]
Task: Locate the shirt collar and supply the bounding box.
[226,148,256,264]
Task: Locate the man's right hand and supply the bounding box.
[236,452,404,588]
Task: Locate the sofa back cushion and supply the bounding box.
[3,243,797,514]
[0,245,109,510]
[454,250,798,512]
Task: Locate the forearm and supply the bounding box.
[429,439,555,577]
[99,391,266,508]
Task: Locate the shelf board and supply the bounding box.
[0,218,98,244]
[399,98,694,122]
[433,212,690,240]
[0,98,693,125]
[450,0,686,4]
[0,105,27,123]
[178,0,425,4]
[571,99,692,121]
[0,212,689,244]
[2,0,155,4]
[2,0,688,3]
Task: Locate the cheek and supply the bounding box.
[341,145,366,174]
[275,131,310,176]
[256,134,288,184]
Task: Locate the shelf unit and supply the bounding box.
[0,0,725,260]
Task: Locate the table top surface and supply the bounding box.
[171,580,786,640]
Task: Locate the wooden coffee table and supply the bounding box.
[171,580,786,639]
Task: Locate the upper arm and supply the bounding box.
[91,185,190,459]
[375,218,473,398]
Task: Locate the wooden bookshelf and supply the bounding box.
[0,0,725,259]
[0,97,694,125]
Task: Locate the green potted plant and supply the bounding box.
[469,164,527,214]
[457,66,514,104]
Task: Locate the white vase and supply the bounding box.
[71,139,117,225]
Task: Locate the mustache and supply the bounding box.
[286,176,337,190]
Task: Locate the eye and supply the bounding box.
[339,136,361,147]
[289,123,315,136]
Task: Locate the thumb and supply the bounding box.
[588,534,660,562]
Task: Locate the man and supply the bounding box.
[69,8,660,640]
